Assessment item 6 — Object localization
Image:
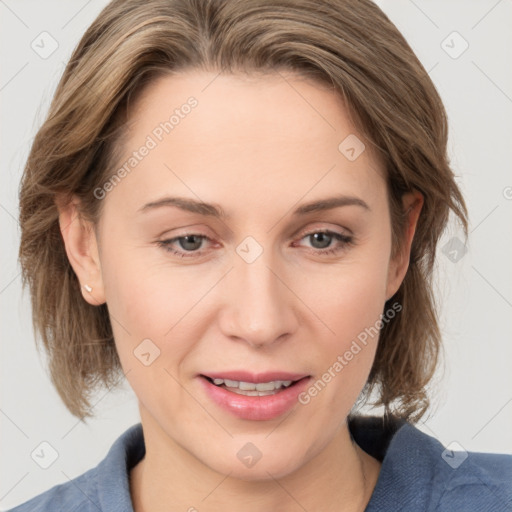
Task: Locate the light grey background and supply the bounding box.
[1,0,511,509]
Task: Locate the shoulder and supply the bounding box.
[6,471,96,512]
[387,422,512,511]
[350,416,512,512]
[432,449,512,511]
[6,423,144,512]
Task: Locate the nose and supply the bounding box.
[218,247,298,349]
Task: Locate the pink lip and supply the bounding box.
[200,371,309,383]
[198,374,312,421]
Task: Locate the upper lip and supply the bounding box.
[200,371,310,383]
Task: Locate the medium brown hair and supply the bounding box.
[18,0,468,421]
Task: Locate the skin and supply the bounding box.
[58,70,423,512]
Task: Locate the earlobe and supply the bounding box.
[385,190,424,300]
[56,194,106,306]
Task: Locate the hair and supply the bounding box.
[18,0,467,421]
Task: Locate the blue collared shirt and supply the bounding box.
[7,417,512,511]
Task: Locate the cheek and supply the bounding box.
[316,273,387,394]
[99,232,198,334]
[303,246,391,343]
[295,260,391,422]
[298,236,392,392]
[100,244,217,388]
[103,258,200,415]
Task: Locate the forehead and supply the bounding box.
[128,70,358,150]
[103,70,386,219]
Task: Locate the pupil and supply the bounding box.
[311,232,331,249]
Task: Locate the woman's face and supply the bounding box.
[69,70,418,479]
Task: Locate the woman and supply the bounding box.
[11,0,511,510]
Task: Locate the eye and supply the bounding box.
[156,234,211,258]
[295,230,354,256]
[156,229,354,259]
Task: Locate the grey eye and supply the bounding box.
[177,235,204,251]
[308,232,333,249]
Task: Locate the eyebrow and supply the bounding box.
[138,194,370,218]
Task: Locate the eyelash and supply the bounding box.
[156,230,354,259]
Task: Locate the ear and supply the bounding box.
[385,190,424,300]
[56,194,106,306]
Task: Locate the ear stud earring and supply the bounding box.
[83,284,93,293]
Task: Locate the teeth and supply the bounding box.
[211,378,293,391]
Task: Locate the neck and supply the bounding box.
[130,410,381,512]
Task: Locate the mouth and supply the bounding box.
[198,371,312,420]
[197,370,312,421]
[199,372,310,397]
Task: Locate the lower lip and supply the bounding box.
[199,376,312,421]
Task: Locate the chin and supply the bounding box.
[220,458,300,482]
[199,437,309,482]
